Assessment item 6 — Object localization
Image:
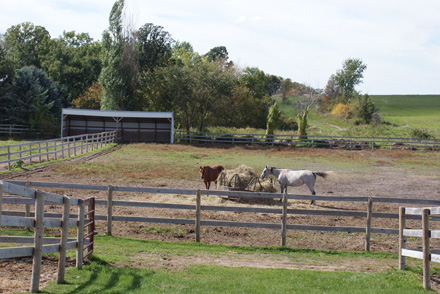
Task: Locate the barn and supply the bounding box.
[61,109,174,143]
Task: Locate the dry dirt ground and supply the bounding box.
[1,146,440,293]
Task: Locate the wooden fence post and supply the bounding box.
[54,142,57,161]
[31,190,44,293]
[422,208,431,290]
[77,199,85,269]
[85,197,95,260]
[45,142,49,162]
[38,142,42,163]
[7,146,11,170]
[365,197,373,251]
[195,190,201,242]
[28,143,32,166]
[25,182,31,218]
[107,186,114,236]
[73,138,77,157]
[281,191,288,246]
[57,195,70,284]
[399,207,406,270]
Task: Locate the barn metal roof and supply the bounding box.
[62,108,173,119]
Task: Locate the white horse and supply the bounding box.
[260,166,328,205]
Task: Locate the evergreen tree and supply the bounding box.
[4,65,65,130]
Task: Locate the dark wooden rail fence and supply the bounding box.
[174,130,440,150]
[6,181,440,253]
[0,124,35,136]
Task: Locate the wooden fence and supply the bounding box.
[7,181,440,252]
[0,130,119,170]
[174,130,440,150]
[399,206,440,290]
[0,124,36,136]
[0,180,95,293]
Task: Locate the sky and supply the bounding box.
[1,0,440,95]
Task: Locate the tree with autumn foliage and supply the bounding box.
[73,82,103,109]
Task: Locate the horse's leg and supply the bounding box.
[305,176,317,205]
[279,185,286,201]
[310,191,316,205]
[308,187,316,205]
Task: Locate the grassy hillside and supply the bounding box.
[274,94,440,138]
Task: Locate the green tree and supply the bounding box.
[353,94,377,124]
[99,0,139,110]
[280,78,293,103]
[138,46,237,132]
[0,34,14,116]
[240,67,271,99]
[334,58,367,102]
[3,65,65,130]
[205,46,233,68]
[137,23,174,71]
[4,22,51,70]
[173,41,194,54]
[41,31,102,105]
[268,75,281,96]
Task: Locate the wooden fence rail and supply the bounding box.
[0,180,94,293]
[0,131,119,170]
[0,124,36,136]
[174,130,440,150]
[7,181,440,252]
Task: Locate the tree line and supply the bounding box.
[0,0,286,134]
[0,0,372,136]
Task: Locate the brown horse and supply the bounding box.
[199,165,224,190]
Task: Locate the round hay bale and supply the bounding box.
[220,165,276,193]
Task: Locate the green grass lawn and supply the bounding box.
[42,263,431,294]
[38,236,435,294]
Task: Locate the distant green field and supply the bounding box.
[371,95,440,129]
[274,94,440,138]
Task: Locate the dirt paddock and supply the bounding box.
[1,145,440,293]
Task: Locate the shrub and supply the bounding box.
[331,103,349,115]
[410,128,433,139]
[278,116,298,131]
[353,94,377,124]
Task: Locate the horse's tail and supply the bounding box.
[313,172,328,179]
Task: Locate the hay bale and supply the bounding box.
[221,165,276,193]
